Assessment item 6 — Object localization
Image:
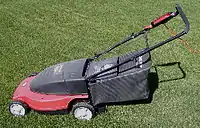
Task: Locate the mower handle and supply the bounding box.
[176,4,190,33]
[144,4,190,33]
[87,4,190,80]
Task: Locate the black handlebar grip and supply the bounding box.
[175,4,190,33]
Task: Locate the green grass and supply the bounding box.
[1,0,200,127]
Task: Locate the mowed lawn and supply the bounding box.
[1,0,200,127]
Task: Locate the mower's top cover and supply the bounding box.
[30,59,88,94]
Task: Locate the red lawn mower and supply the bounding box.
[9,4,189,120]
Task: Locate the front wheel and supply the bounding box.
[9,101,29,116]
[72,102,95,120]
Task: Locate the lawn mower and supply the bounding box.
[9,4,190,120]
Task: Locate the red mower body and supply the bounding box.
[12,76,88,111]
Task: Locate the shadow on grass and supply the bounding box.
[34,109,69,115]
[148,61,186,101]
[154,62,186,83]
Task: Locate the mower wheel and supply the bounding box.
[9,101,29,116]
[72,102,95,120]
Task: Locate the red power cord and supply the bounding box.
[164,24,200,54]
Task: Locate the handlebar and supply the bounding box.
[144,4,190,33]
[87,4,190,80]
[176,4,190,33]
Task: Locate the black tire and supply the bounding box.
[72,102,95,120]
[9,101,30,116]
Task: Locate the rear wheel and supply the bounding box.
[72,102,95,120]
[9,101,29,116]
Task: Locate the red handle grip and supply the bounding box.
[144,12,177,30]
[151,12,173,26]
